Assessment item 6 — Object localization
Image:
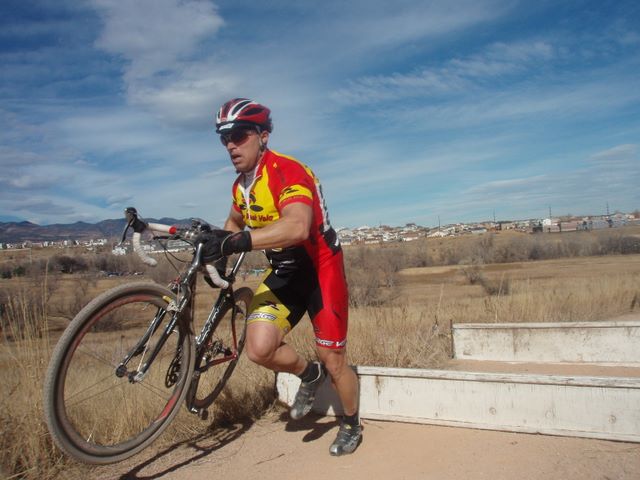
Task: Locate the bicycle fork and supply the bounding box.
[115,298,183,383]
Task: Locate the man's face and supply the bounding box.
[220,127,269,173]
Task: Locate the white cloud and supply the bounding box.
[90,0,228,127]
[330,39,557,106]
[53,106,221,171]
[106,194,134,208]
[326,0,509,54]
[125,62,239,127]
[11,197,79,218]
[87,0,513,131]
[589,144,637,166]
[372,76,640,134]
[444,144,639,220]
[179,202,199,209]
[92,0,223,77]
[0,146,47,169]
[204,165,235,177]
[7,174,62,189]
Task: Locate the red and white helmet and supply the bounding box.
[215,98,273,133]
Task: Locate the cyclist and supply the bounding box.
[200,98,361,456]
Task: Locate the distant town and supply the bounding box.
[337,211,638,245]
[1,211,638,254]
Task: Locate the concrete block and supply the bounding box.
[277,366,640,443]
[452,321,640,364]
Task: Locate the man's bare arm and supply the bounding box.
[247,202,312,250]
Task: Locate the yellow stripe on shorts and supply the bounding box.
[247,279,293,334]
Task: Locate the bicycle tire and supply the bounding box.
[191,286,252,409]
[43,282,195,464]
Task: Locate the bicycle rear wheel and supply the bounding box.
[191,286,252,410]
[43,282,194,464]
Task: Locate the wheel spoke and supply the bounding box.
[134,377,173,401]
[74,345,120,369]
[65,374,127,408]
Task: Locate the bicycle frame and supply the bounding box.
[185,250,248,414]
[115,238,248,413]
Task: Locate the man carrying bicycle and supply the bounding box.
[201,98,361,456]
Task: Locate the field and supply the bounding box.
[1,227,640,478]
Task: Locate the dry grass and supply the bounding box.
[1,231,639,478]
[398,254,640,322]
[0,284,61,479]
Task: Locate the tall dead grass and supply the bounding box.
[0,281,61,479]
[283,306,451,369]
[433,228,640,265]
[470,273,640,324]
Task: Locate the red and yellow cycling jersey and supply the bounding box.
[231,149,341,263]
[230,149,348,348]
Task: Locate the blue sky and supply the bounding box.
[1,0,639,228]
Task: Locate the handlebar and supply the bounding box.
[121,207,230,288]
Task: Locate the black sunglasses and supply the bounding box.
[220,128,256,146]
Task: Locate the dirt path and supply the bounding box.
[92,409,640,480]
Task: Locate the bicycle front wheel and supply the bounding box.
[191,286,252,409]
[43,282,194,464]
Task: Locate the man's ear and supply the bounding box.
[260,130,269,149]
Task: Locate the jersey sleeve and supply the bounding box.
[274,160,315,209]
[279,184,313,207]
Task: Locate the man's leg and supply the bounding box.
[244,321,306,374]
[245,320,324,420]
[316,347,358,415]
[317,346,362,456]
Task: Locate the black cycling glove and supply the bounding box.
[221,231,252,256]
[197,230,252,263]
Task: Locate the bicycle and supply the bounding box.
[43,207,253,464]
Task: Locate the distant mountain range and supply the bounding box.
[0,217,197,244]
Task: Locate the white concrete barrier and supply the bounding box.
[452,320,640,364]
[277,366,640,443]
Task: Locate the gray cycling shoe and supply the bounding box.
[290,361,325,420]
[329,422,362,456]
